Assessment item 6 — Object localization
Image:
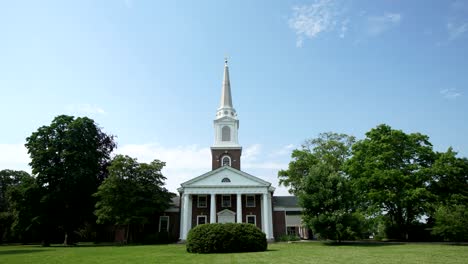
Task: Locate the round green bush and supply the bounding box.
[186,223,267,253]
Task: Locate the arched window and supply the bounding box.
[222,156,231,166]
[221,178,231,183]
[222,126,231,141]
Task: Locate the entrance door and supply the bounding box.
[216,209,236,223]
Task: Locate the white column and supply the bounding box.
[179,194,185,240]
[237,194,242,223]
[210,193,216,223]
[267,192,274,240]
[180,193,189,240]
[262,192,270,239]
[187,194,192,234]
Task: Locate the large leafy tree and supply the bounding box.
[346,124,435,240]
[25,115,115,245]
[279,133,360,242]
[94,155,174,243]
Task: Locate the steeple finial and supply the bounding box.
[220,58,233,109]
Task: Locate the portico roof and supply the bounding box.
[178,166,275,193]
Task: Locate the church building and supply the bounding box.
[159,60,309,241]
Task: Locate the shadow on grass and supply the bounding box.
[0,249,52,255]
[322,241,405,247]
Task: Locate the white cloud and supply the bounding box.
[269,144,295,157]
[116,143,211,193]
[440,88,462,99]
[243,144,262,162]
[367,13,402,36]
[289,0,337,47]
[447,22,468,41]
[66,104,106,115]
[0,144,31,172]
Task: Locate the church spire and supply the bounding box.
[211,58,242,170]
[220,58,233,109]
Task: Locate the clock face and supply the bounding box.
[224,111,228,115]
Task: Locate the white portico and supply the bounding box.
[177,166,275,240]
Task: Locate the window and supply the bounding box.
[221,177,231,183]
[246,215,256,225]
[197,215,207,226]
[159,216,169,232]
[222,126,231,141]
[221,156,231,166]
[222,195,231,207]
[246,195,256,207]
[287,226,297,236]
[197,195,207,208]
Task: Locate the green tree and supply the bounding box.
[25,115,115,245]
[430,149,468,241]
[346,124,435,240]
[94,155,174,243]
[0,170,32,242]
[5,171,42,243]
[279,133,360,242]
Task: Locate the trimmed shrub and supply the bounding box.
[186,223,267,253]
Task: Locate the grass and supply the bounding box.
[1,242,467,264]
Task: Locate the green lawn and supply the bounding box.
[0,242,467,264]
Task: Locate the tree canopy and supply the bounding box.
[25,115,116,245]
[94,154,174,243]
[279,133,360,242]
[346,124,436,240]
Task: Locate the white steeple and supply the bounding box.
[220,58,233,108]
[213,58,240,148]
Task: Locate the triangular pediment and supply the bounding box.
[217,209,236,216]
[180,166,271,188]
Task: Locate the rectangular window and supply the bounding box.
[159,216,169,232]
[197,215,207,226]
[287,226,297,236]
[222,195,231,207]
[198,195,207,208]
[246,215,256,225]
[246,195,256,207]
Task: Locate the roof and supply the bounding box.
[273,196,299,207]
[170,196,180,208]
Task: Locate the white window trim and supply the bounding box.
[159,216,169,232]
[246,215,256,225]
[221,155,231,166]
[246,194,256,208]
[197,215,207,226]
[197,195,207,208]
[222,194,231,207]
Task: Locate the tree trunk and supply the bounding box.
[125,224,130,244]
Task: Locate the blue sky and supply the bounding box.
[0,0,467,195]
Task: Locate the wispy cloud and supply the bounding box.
[288,1,404,46]
[289,0,337,47]
[66,104,106,115]
[269,144,295,157]
[339,18,350,38]
[447,22,468,41]
[367,13,402,36]
[440,88,462,99]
